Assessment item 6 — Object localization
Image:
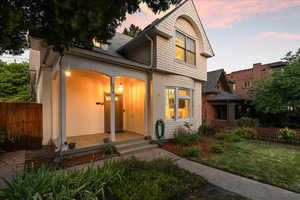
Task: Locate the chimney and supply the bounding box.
[253,63,262,69]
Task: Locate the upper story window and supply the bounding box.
[175,31,196,65]
[243,80,252,88]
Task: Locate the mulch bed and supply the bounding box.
[63,152,105,167]
[25,146,118,169]
[162,137,227,157]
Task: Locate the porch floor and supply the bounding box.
[67,132,143,149]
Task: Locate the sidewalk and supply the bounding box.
[73,148,300,200]
[0,150,25,189]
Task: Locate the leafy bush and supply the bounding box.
[198,123,215,136]
[279,127,299,144]
[210,144,225,153]
[0,129,5,144]
[216,132,241,143]
[0,158,208,200]
[231,127,258,139]
[174,127,200,146]
[237,117,260,128]
[182,146,200,157]
[0,162,122,199]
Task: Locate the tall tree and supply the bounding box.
[123,24,142,37]
[0,0,181,55]
[250,49,300,114]
[0,61,31,102]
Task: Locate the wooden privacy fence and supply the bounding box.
[0,102,43,151]
[213,125,300,145]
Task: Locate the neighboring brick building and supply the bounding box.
[202,69,244,126]
[226,61,286,98]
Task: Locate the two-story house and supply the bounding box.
[29,0,214,152]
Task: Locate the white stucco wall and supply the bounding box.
[151,72,202,139]
[123,77,145,135]
[66,70,110,137]
[37,68,53,145]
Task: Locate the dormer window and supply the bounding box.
[92,38,109,51]
[175,31,196,65]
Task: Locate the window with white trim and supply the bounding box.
[165,87,193,121]
[175,31,196,65]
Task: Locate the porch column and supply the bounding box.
[228,103,236,125]
[144,78,150,137]
[110,77,116,142]
[59,61,67,151]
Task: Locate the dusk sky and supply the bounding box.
[1,0,300,73]
[119,0,300,73]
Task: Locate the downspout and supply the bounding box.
[145,34,153,68]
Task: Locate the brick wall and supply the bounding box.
[226,63,273,98]
[202,94,217,125]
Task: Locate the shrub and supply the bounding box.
[198,123,215,136]
[0,162,123,199]
[237,117,260,128]
[174,127,200,146]
[182,146,200,157]
[216,132,241,143]
[279,127,299,144]
[231,127,258,139]
[210,144,224,153]
[0,158,208,200]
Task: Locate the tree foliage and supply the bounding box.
[282,48,300,64]
[250,49,300,114]
[123,24,142,37]
[0,0,181,55]
[0,61,31,102]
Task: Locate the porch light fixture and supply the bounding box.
[105,96,118,101]
[117,82,124,93]
[65,70,71,77]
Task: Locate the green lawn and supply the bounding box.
[197,140,300,193]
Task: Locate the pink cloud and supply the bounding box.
[119,0,300,31]
[259,32,300,40]
[194,0,300,28]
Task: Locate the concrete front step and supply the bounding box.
[115,140,149,151]
[112,137,145,145]
[118,144,158,156]
[62,144,111,158]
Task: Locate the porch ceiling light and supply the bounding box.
[118,82,124,93]
[65,70,71,77]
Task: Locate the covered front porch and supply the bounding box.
[67,132,142,149]
[51,56,150,151]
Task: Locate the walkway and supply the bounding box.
[73,148,300,200]
[0,150,26,189]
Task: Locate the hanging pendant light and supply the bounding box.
[118,82,124,93]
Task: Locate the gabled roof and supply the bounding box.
[207,91,244,102]
[202,69,224,93]
[118,0,214,57]
[118,0,190,53]
[203,69,244,102]
[264,61,287,68]
[91,32,133,59]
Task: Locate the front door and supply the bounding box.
[104,93,123,133]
